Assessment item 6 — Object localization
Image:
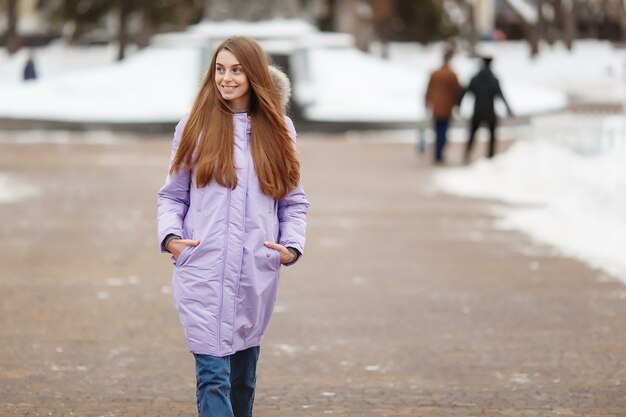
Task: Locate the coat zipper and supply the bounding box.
[217,186,231,355]
[231,117,249,346]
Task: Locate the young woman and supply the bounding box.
[157,36,308,417]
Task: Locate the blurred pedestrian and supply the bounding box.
[23,49,37,81]
[425,48,463,164]
[157,36,308,417]
[459,56,513,161]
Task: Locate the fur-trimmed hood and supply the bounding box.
[269,65,291,112]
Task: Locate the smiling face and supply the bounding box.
[214,49,250,111]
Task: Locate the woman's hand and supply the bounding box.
[264,241,296,265]
[168,239,201,260]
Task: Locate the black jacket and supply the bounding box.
[460,68,511,121]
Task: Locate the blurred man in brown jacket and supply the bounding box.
[425,49,463,164]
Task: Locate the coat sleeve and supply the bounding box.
[452,72,463,104]
[495,79,513,115]
[278,116,309,255]
[157,116,191,252]
[458,76,473,106]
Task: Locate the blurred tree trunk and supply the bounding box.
[5,0,19,54]
[175,0,193,29]
[562,0,578,50]
[117,0,131,61]
[553,0,564,30]
[333,0,373,52]
[503,0,539,56]
[536,0,547,44]
[605,0,626,43]
[467,0,477,53]
[617,0,626,43]
[457,0,477,55]
[203,0,302,20]
[70,23,86,45]
[583,2,598,38]
[137,0,153,49]
[371,0,395,58]
[543,0,557,44]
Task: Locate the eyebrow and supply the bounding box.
[216,62,242,67]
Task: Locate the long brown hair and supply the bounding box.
[170,36,300,200]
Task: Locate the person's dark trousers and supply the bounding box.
[194,346,260,417]
[433,118,450,163]
[466,116,497,161]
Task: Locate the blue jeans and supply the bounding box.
[434,118,450,162]
[194,346,260,417]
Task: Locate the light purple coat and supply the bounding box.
[157,114,308,357]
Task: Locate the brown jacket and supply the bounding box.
[425,64,462,119]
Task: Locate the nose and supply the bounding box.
[223,71,232,81]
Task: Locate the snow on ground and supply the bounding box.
[0,45,198,123]
[432,115,626,284]
[301,47,423,122]
[0,174,39,203]
[8,21,624,124]
[0,42,120,85]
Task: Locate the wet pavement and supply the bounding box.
[0,130,625,416]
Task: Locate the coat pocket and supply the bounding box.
[255,247,281,273]
[175,245,194,267]
[272,249,281,270]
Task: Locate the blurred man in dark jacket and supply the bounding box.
[425,49,462,164]
[459,56,513,161]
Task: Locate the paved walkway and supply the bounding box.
[0,131,625,416]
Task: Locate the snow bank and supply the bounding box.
[432,126,626,283]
